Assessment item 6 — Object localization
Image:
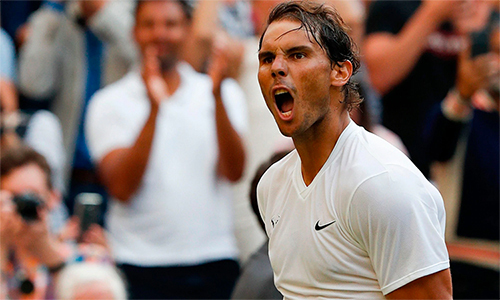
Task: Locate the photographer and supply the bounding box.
[0,146,68,299]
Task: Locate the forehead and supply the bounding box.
[260,19,319,51]
[136,1,186,21]
[0,163,49,195]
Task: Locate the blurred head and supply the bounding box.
[134,0,193,71]
[259,0,361,110]
[55,263,127,300]
[0,145,58,210]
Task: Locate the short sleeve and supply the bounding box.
[85,88,145,163]
[221,78,248,135]
[348,166,449,295]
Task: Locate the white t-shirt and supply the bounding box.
[257,121,449,299]
[86,62,247,266]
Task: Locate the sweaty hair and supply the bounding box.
[259,1,362,111]
[135,0,193,21]
[1,145,53,189]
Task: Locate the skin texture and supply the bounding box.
[1,164,66,272]
[258,19,452,299]
[258,19,351,185]
[98,0,245,202]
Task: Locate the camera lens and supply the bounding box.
[12,193,42,222]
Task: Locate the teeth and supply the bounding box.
[274,88,288,96]
[282,111,292,118]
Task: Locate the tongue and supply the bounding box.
[281,98,293,113]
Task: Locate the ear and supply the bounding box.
[330,60,353,87]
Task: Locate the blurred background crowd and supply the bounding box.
[0,0,498,299]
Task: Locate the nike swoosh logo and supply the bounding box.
[315,220,336,231]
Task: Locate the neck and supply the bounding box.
[161,65,182,96]
[294,109,350,186]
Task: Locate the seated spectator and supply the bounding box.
[0,146,68,299]
[0,146,118,299]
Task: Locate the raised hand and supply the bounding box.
[207,32,244,94]
[142,46,169,108]
[456,38,496,100]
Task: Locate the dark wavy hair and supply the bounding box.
[259,1,362,111]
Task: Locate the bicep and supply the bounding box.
[386,269,452,299]
[97,148,128,182]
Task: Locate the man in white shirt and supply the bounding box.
[256,1,452,299]
[85,0,247,298]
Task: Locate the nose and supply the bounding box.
[271,56,288,78]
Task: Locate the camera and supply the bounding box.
[12,193,43,222]
[74,193,102,242]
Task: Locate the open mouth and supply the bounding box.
[274,88,294,118]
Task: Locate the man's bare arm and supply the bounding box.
[363,1,455,95]
[97,46,167,202]
[97,107,158,202]
[209,35,246,182]
[386,269,452,299]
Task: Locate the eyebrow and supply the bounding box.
[284,45,312,55]
[258,45,313,61]
[258,51,273,61]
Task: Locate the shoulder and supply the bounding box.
[261,150,297,184]
[335,126,414,186]
[89,71,142,108]
[332,126,429,210]
[257,150,297,198]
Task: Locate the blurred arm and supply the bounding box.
[97,107,158,203]
[96,47,166,202]
[209,36,246,182]
[363,1,454,95]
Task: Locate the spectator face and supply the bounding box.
[0,163,56,211]
[258,19,336,138]
[134,1,190,71]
